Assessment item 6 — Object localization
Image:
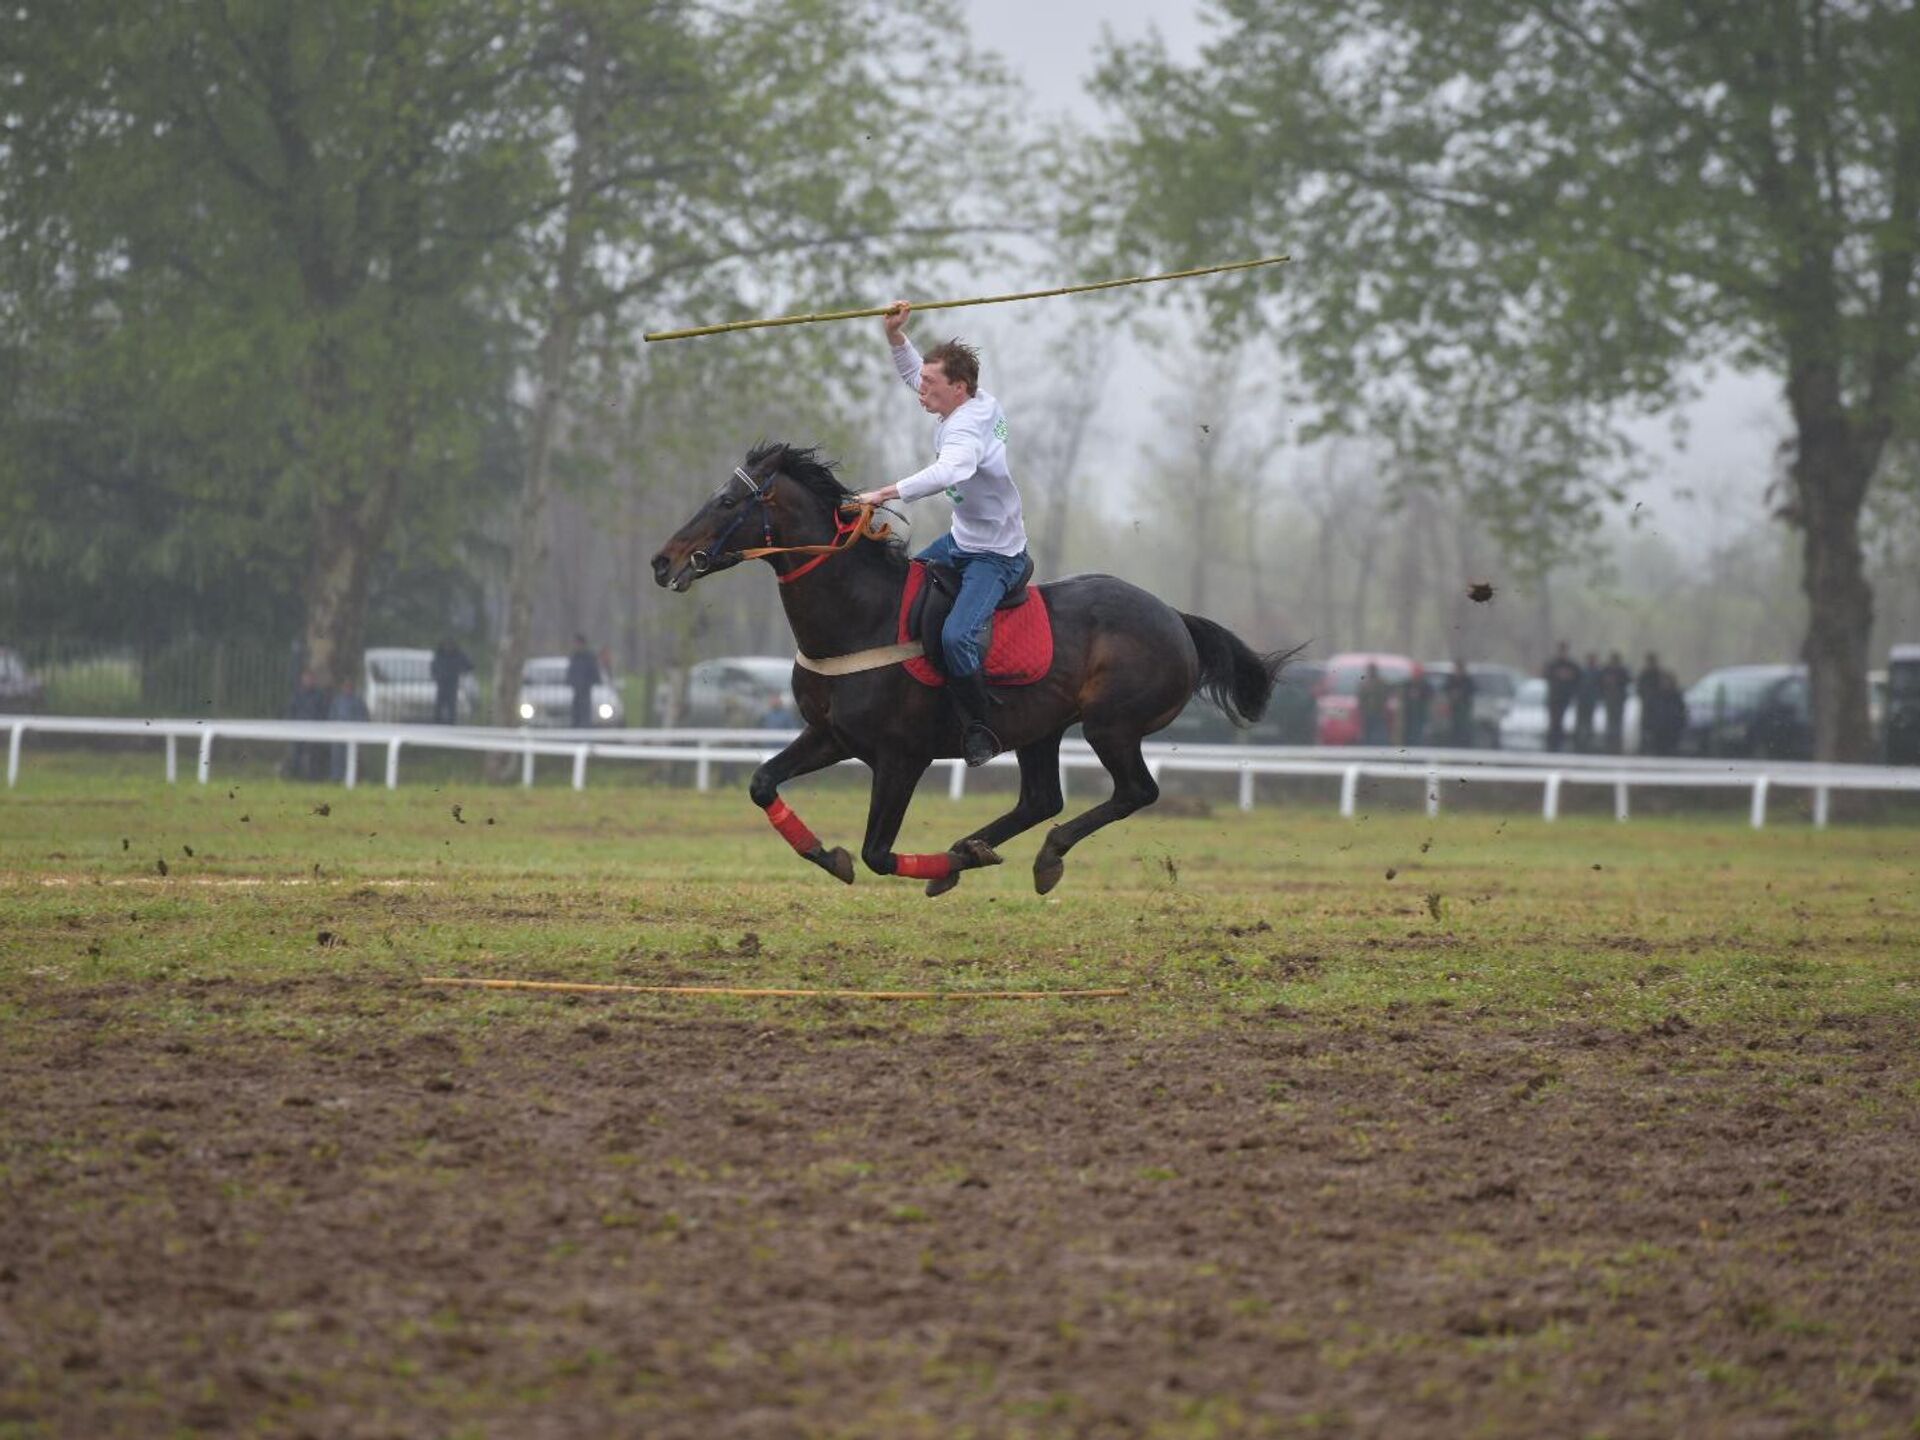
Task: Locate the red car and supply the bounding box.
[1315,652,1422,745]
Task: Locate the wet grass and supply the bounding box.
[4,757,1918,1041]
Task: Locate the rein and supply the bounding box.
[695,465,893,587]
[741,503,893,585]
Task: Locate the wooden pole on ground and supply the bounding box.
[641,254,1290,343]
[423,976,1127,1001]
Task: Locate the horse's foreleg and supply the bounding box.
[926,732,1065,897]
[1031,725,1159,895]
[858,757,1002,883]
[749,726,856,884]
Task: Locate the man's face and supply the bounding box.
[918,360,971,417]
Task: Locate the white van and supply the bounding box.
[363,647,478,724]
[517,655,625,727]
[681,656,797,728]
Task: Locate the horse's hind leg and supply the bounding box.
[750,726,856,883]
[860,756,1004,884]
[1031,725,1159,895]
[926,731,1065,897]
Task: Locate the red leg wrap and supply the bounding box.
[765,797,820,854]
[892,851,954,880]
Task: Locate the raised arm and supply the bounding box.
[884,299,920,390]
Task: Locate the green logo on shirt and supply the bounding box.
[993,415,1009,443]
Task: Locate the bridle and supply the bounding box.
[690,464,895,587]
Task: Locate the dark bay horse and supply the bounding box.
[652,443,1292,895]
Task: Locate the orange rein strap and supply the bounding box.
[739,503,894,586]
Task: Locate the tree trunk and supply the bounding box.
[1792,415,1877,763]
[1393,491,1427,656]
[487,313,579,737]
[1188,447,1214,617]
[295,332,408,693]
[300,499,380,691]
[486,23,603,765]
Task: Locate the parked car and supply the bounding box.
[1315,652,1422,745]
[363,647,478,724]
[0,646,46,713]
[1424,660,1527,747]
[679,656,796,728]
[1498,676,1643,752]
[1680,664,1812,760]
[1161,660,1325,747]
[1885,645,1920,765]
[518,655,625,727]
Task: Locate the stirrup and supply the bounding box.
[962,722,999,768]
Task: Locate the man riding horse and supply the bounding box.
[853,302,1028,768]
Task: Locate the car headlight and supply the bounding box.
[597,703,614,719]
[519,702,535,720]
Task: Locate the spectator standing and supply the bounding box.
[1543,642,1583,753]
[1636,652,1685,756]
[429,640,472,725]
[759,692,800,730]
[1357,663,1390,746]
[566,634,601,730]
[1401,670,1432,747]
[285,668,329,780]
[1573,650,1603,752]
[1599,650,1633,754]
[1444,660,1478,748]
[328,677,371,782]
[1635,653,1664,752]
[1656,666,1689,756]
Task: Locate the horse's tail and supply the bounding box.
[1180,614,1302,727]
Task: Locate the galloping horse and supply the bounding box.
[652,443,1292,895]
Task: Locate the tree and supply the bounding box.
[2,2,547,685]
[1085,0,1920,760]
[484,0,1023,737]
[1139,338,1268,617]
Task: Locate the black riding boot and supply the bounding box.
[945,670,1001,767]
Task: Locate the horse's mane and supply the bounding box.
[748,441,908,566]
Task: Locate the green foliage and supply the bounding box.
[0,0,539,647]
[0,0,1025,662]
[1080,1,1920,574]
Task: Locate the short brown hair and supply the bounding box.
[923,339,979,395]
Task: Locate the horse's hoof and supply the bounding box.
[958,838,1003,869]
[925,873,961,898]
[823,847,856,885]
[1033,853,1064,895]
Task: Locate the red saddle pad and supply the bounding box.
[897,562,1053,688]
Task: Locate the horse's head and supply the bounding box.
[651,443,845,593]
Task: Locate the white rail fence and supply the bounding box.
[7,714,1920,829]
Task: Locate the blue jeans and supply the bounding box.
[915,533,1030,677]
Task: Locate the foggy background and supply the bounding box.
[2,0,1915,744]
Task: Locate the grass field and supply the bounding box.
[3,759,1918,1437]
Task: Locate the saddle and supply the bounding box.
[897,556,1052,688]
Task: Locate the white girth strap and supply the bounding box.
[794,642,926,677]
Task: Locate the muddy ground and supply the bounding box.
[3,981,1916,1438]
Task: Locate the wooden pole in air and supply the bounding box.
[641,254,1291,343]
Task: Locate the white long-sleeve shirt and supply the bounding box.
[892,339,1027,557]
